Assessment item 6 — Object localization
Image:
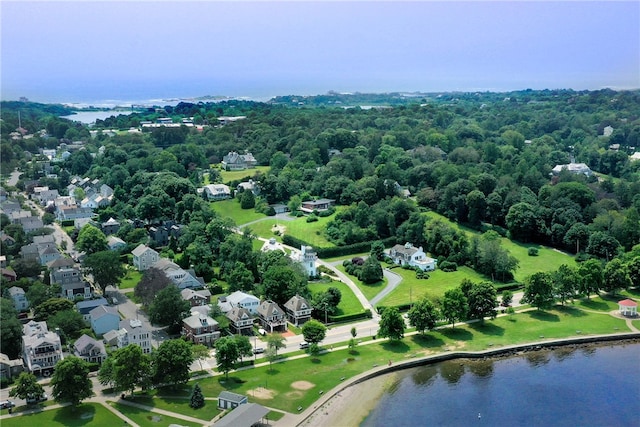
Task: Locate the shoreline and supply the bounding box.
[291,333,640,427]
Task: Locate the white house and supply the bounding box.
[90,305,120,336]
[22,320,63,375]
[132,244,159,271]
[223,291,260,315]
[389,243,437,271]
[551,163,593,177]
[8,286,29,311]
[202,184,231,201]
[104,319,152,354]
[291,246,317,277]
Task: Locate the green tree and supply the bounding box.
[523,272,555,310]
[627,257,640,287]
[152,339,194,387]
[235,335,254,363]
[240,190,255,209]
[148,286,191,332]
[34,298,74,321]
[82,251,126,295]
[602,258,632,295]
[407,297,439,334]
[190,384,205,409]
[134,267,173,306]
[505,202,541,242]
[1,298,23,358]
[378,307,405,341]
[553,264,578,305]
[48,310,87,343]
[302,319,327,346]
[577,259,604,298]
[370,241,386,261]
[224,262,255,292]
[26,282,59,308]
[262,265,308,306]
[441,288,468,328]
[215,337,239,379]
[9,372,44,401]
[586,231,622,260]
[467,282,498,322]
[266,333,286,356]
[191,344,210,371]
[360,256,383,284]
[75,224,107,255]
[98,344,152,395]
[50,356,93,406]
[501,290,513,307]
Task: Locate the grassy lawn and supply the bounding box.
[109,402,202,427]
[119,268,142,290]
[124,394,221,421]
[218,166,270,183]
[246,215,337,248]
[0,403,122,427]
[181,297,630,414]
[210,199,266,225]
[334,264,387,301]
[379,266,488,307]
[424,212,577,281]
[308,279,365,315]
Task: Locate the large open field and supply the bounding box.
[245,214,338,248]
[210,198,266,225]
[308,279,365,315]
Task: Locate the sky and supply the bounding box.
[1,1,639,104]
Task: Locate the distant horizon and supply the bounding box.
[2,1,638,105]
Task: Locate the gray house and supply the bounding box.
[218,391,248,409]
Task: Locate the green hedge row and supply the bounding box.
[329,309,372,323]
[282,235,397,259]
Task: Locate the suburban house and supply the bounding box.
[223,291,260,315]
[269,204,289,214]
[152,258,204,289]
[217,391,248,410]
[551,163,593,176]
[1,268,17,282]
[57,206,94,222]
[132,244,159,271]
[225,306,254,335]
[22,320,63,375]
[50,267,93,300]
[0,353,24,381]
[201,184,231,201]
[181,313,220,346]
[284,295,312,326]
[90,305,120,336]
[101,217,120,235]
[291,245,318,277]
[300,198,335,214]
[257,300,287,333]
[17,216,45,234]
[221,151,257,171]
[104,319,152,354]
[8,286,29,311]
[236,179,260,196]
[181,288,212,307]
[389,242,437,271]
[148,225,169,246]
[107,235,126,251]
[73,334,107,364]
[76,298,109,322]
[47,256,75,273]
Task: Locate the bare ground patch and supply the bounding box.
[249,387,275,400]
[285,390,304,399]
[291,380,315,390]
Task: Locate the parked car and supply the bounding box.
[253,347,265,354]
[26,393,47,404]
[299,341,310,349]
[0,400,15,409]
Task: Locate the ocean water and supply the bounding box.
[361,343,640,427]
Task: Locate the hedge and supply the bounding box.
[282,235,397,259]
[329,309,372,323]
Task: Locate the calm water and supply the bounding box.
[361,343,640,427]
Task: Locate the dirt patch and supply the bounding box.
[249,387,275,400]
[291,380,315,390]
[281,329,296,337]
[285,390,304,399]
[272,224,286,235]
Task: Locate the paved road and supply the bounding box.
[6,169,22,187]
[370,268,402,306]
[110,286,169,348]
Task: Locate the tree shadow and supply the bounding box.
[469,322,505,336]
[579,299,610,311]
[53,404,95,425]
[527,310,560,322]
[557,306,587,317]
[217,377,244,391]
[266,369,280,376]
[381,340,410,353]
[440,328,473,341]
[410,333,445,349]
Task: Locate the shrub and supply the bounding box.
[527,247,539,256]
[439,261,458,272]
[306,214,318,223]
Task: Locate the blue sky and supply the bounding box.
[1,1,639,103]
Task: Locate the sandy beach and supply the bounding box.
[298,374,395,427]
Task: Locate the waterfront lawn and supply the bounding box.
[308,280,365,315]
[189,299,629,414]
[119,269,142,290]
[0,403,121,427]
[109,402,201,427]
[379,266,487,307]
[210,199,265,225]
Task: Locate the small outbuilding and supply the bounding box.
[618,299,638,317]
[214,402,269,427]
[218,391,248,409]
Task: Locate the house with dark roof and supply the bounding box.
[225,306,254,335]
[101,217,120,235]
[181,313,220,346]
[47,257,75,272]
[284,295,312,326]
[76,298,109,321]
[0,352,24,380]
[51,267,92,300]
[214,403,269,427]
[257,300,287,333]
